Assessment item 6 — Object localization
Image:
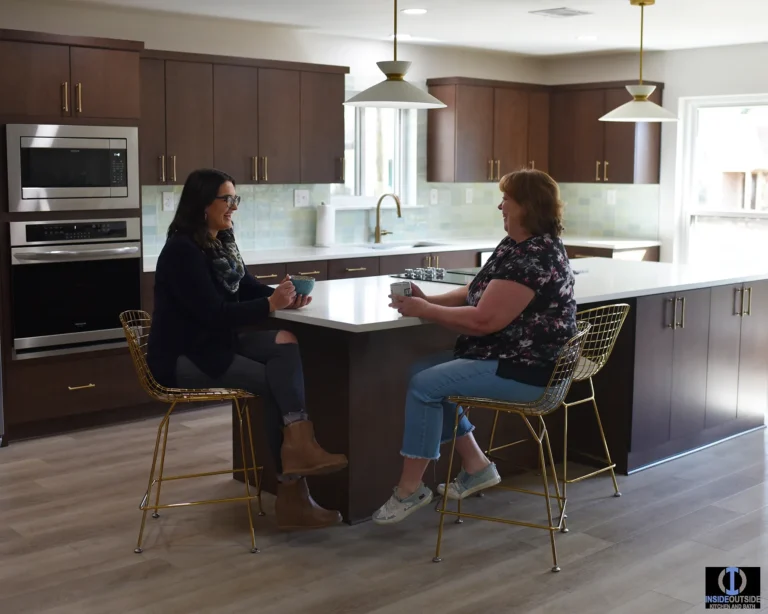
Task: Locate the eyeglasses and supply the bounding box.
[215,195,241,209]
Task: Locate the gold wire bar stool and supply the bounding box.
[120,310,265,555]
[434,321,590,573]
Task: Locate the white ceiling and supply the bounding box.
[66,0,768,56]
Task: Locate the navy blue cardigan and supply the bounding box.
[146,233,274,387]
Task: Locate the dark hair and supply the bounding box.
[167,168,235,246]
[498,169,564,237]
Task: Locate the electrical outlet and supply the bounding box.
[294,189,310,208]
[429,189,439,205]
[606,189,617,206]
[162,191,175,212]
[465,188,473,204]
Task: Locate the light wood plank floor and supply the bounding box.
[0,406,766,613]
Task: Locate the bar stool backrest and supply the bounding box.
[573,304,631,382]
[119,309,176,403]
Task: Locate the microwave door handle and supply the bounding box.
[14,246,139,262]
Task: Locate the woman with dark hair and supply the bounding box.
[147,169,347,530]
[372,169,577,525]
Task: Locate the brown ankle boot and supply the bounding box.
[276,478,343,530]
[281,420,348,476]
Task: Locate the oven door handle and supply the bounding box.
[13,246,140,262]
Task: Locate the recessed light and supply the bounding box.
[577,35,598,41]
[401,8,427,15]
[389,33,412,40]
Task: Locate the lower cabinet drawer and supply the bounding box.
[5,350,152,425]
[247,263,288,283]
[328,256,381,279]
[286,260,328,281]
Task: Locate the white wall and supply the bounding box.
[0,0,546,89]
[543,43,768,262]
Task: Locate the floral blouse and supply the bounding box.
[454,234,577,383]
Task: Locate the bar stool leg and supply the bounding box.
[235,400,259,553]
[434,406,462,563]
[560,402,570,531]
[244,402,266,516]
[543,422,566,536]
[527,417,560,573]
[151,415,171,519]
[135,403,175,553]
[589,379,621,497]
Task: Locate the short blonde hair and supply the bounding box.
[499,169,564,237]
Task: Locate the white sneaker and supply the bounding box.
[372,484,434,525]
[437,463,501,500]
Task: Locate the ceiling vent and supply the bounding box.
[529,7,593,18]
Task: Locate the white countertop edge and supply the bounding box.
[142,235,662,273]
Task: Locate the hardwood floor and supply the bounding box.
[0,406,765,613]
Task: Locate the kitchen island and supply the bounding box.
[235,258,768,523]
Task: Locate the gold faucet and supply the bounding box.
[374,193,402,243]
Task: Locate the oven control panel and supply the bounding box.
[25,221,128,243]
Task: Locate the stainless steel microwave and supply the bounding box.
[6,124,139,212]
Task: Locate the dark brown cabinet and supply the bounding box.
[426,78,549,183]
[328,257,380,280]
[565,244,660,262]
[379,254,433,275]
[165,61,214,185]
[549,85,662,184]
[139,58,167,185]
[69,47,140,119]
[213,64,260,185]
[0,37,141,120]
[300,71,345,184]
[247,263,288,283]
[258,68,301,184]
[0,41,70,117]
[286,260,328,281]
[736,280,768,422]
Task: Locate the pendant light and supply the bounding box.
[344,0,446,109]
[600,0,677,123]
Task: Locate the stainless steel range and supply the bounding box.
[9,218,141,359]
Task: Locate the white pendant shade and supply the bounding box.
[344,61,446,109]
[600,85,678,123]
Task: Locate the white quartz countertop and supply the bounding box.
[142,235,661,272]
[271,258,768,333]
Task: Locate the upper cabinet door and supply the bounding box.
[139,58,167,185]
[603,86,662,184]
[455,85,494,182]
[0,41,70,117]
[492,88,529,179]
[527,90,550,174]
[213,64,260,185]
[258,68,301,184]
[300,71,345,184]
[69,47,140,119]
[549,89,605,184]
[165,61,214,185]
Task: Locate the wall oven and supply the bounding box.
[6,124,139,212]
[10,219,141,359]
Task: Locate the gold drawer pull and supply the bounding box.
[734,287,742,316]
[263,156,268,182]
[595,161,601,182]
[75,82,83,113]
[745,286,753,316]
[345,267,367,272]
[298,270,321,276]
[251,156,258,182]
[255,273,278,279]
[61,81,69,113]
[571,253,591,259]
[68,383,95,391]
[159,155,166,183]
[171,155,177,183]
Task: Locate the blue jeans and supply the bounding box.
[401,351,545,461]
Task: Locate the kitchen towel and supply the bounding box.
[315,201,335,247]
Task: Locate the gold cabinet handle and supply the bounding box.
[488,160,493,181]
[495,160,501,181]
[677,296,686,329]
[745,286,753,316]
[75,82,83,114]
[345,267,367,272]
[604,161,609,182]
[426,255,432,267]
[159,155,166,183]
[667,297,677,329]
[255,273,278,280]
[735,287,743,316]
[68,383,95,391]
[435,255,439,268]
[530,160,535,170]
[61,81,69,113]
[340,156,345,183]
[171,155,177,182]
[297,270,321,276]
[251,156,258,182]
[263,156,268,182]
[571,253,591,259]
[595,161,602,182]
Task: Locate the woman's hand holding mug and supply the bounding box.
[268,275,296,311]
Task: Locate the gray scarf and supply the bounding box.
[207,229,245,294]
